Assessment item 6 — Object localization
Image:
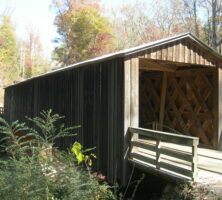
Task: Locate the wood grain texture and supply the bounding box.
[4,58,124,185]
[122,55,139,185]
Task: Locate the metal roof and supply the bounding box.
[6,32,222,88]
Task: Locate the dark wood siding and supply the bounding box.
[4,58,124,183]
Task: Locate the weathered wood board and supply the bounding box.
[4,58,124,184]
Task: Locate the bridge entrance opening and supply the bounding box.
[138,60,217,149]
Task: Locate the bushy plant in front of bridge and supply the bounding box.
[0,110,115,200]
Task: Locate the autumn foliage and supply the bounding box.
[1,0,222,102]
[52,0,114,65]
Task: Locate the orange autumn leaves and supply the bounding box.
[53,0,114,65]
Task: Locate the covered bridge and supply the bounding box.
[4,32,222,185]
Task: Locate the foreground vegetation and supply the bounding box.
[0,110,220,200]
[161,182,221,200]
[0,110,114,200]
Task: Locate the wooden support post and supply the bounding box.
[191,139,199,181]
[123,57,131,186]
[156,139,161,170]
[218,67,222,150]
[123,56,139,186]
[131,56,139,141]
[139,58,177,72]
[159,72,167,131]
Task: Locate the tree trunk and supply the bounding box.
[212,0,217,50]
[194,0,199,37]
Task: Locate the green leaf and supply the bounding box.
[76,152,84,164]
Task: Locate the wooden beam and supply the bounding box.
[218,67,222,150]
[139,58,177,72]
[129,127,199,146]
[123,55,139,186]
[159,72,167,130]
[192,144,198,180]
[131,56,139,148]
[123,56,131,186]
[138,57,217,68]
[131,57,139,128]
[131,140,193,162]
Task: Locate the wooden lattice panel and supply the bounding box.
[140,68,217,148]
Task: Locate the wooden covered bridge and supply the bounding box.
[4,33,222,185]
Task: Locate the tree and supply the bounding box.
[0,14,18,105]
[200,0,222,50]
[111,2,156,49]
[17,25,51,78]
[152,0,186,35]
[0,15,18,76]
[168,0,201,37]
[176,0,222,50]
[52,0,114,65]
[110,1,185,50]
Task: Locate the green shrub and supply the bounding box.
[0,110,115,200]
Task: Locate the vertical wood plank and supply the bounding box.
[190,45,194,64]
[123,56,131,185]
[213,69,218,148]
[184,40,189,63]
[131,56,139,128]
[131,56,139,151]
[196,48,200,65]
[162,45,168,61]
[156,139,161,169]
[217,67,222,150]
[179,41,184,63]
[200,50,204,65]
[173,42,177,62]
[123,55,139,185]
[202,52,206,65]
[191,140,198,181]
[193,46,196,64]
[167,44,173,61]
[175,42,179,62]
[151,48,157,59]
[146,49,151,59]
[159,72,167,130]
[157,46,162,60]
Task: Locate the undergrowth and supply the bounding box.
[0,110,115,200]
[161,182,221,200]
